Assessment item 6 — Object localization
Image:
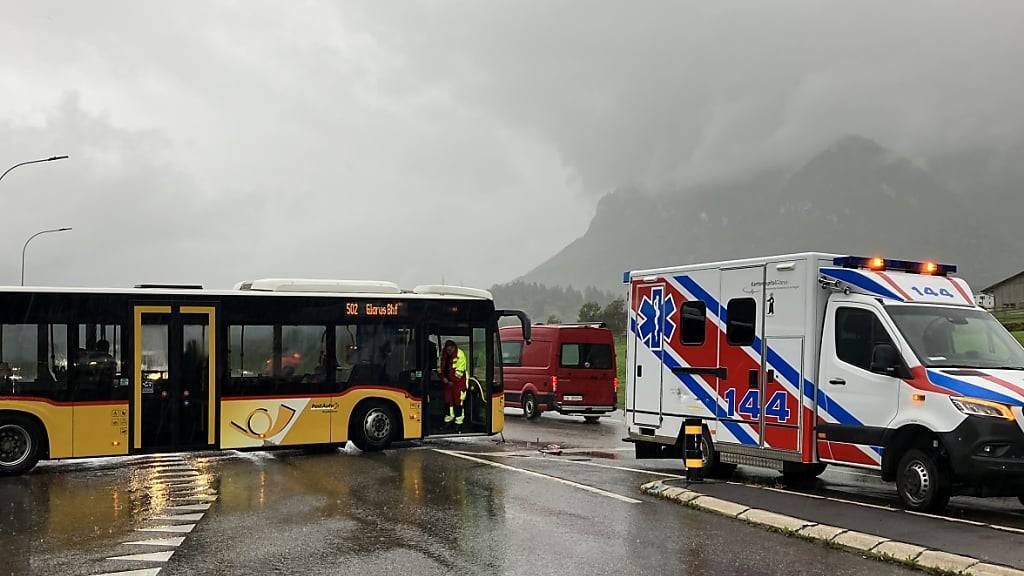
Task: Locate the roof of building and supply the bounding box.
[982,270,1024,294]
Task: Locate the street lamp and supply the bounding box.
[21,227,72,286]
[0,155,69,185]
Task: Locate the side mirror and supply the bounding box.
[496,309,532,343]
[870,343,909,378]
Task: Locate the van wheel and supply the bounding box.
[523,393,540,420]
[0,416,41,476]
[701,434,737,478]
[584,416,600,424]
[896,448,951,512]
[350,402,397,452]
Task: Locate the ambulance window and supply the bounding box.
[680,301,707,345]
[726,298,756,346]
[835,308,895,372]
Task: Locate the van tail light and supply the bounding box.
[551,376,558,392]
[613,377,619,392]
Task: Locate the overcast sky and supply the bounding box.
[2,2,1022,289]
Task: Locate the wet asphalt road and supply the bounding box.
[0,411,1015,575]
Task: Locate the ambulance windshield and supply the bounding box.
[887,305,1024,370]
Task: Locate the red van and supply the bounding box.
[499,323,618,422]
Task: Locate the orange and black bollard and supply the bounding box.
[684,418,704,482]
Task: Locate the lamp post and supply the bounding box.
[0,156,69,185]
[21,227,72,286]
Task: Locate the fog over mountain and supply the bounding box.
[519,136,1024,293]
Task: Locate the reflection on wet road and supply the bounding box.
[0,410,1010,575]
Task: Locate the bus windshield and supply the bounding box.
[886,305,1024,369]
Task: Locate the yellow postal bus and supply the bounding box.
[0,279,529,475]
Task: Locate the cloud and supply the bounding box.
[2,1,1022,288]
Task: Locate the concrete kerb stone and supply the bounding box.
[915,550,979,574]
[797,523,848,542]
[872,541,928,564]
[738,508,815,533]
[639,480,1024,576]
[691,495,750,517]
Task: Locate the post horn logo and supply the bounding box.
[230,404,297,440]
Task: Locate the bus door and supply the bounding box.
[423,323,491,436]
[133,305,216,452]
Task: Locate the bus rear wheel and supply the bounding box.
[0,416,41,476]
[350,402,397,452]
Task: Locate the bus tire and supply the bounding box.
[1019,496,1024,508]
[584,416,600,424]
[896,448,951,512]
[0,415,41,476]
[350,401,397,452]
[523,393,540,420]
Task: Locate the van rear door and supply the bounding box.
[557,334,616,408]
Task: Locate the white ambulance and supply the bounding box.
[625,253,1024,511]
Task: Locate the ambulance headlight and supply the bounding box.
[950,397,1015,421]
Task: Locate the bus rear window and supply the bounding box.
[560,343,612,369]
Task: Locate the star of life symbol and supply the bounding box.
[637,287,676,352]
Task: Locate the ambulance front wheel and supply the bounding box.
[896,448,951,512]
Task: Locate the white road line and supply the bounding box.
[89,568,162,576]
[167,495,217,502]
[473,451,686,479]
[107,545,175,561]
[164,504,211,511]
[122,537,186,547]
[149,513,204,522]
[136,524,195,534]
[107,551,174,562]
[434,449,641,504]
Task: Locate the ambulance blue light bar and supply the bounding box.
[833,256,957,276]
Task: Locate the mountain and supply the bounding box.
[518,135,1024,293]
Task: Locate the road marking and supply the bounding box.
[473,451,686,478]
[150,513,204,522]
[89,569,162,576]
[122,537,186,547]
[164,504,211,511]
[107,551,174,562]
[434,449,641,504]
[136,524,195,534]
[168,494,217,502]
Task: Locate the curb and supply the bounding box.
[641,480,1023,576]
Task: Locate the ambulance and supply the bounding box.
[625,253,1024,511]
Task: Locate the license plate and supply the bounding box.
[563,395,583,401]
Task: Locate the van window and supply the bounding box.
[560,343,612,369]
[726,298,756,346]
[501,341,523,366]
[680,301,706,346]
[835,308,896,371]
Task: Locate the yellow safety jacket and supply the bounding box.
[453,349,467,378]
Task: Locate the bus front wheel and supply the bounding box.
[0,416,41,476]
[350,402,397,452]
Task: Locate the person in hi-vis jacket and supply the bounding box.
[440,340,468,426]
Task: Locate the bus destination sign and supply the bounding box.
[345,301,405,317]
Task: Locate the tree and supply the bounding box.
[545,314,561,324]
[600,298,627,334]
[578,301,603,323]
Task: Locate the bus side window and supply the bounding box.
[0,324,70,400]
[73,323,127,402]
[336,324,417,390]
